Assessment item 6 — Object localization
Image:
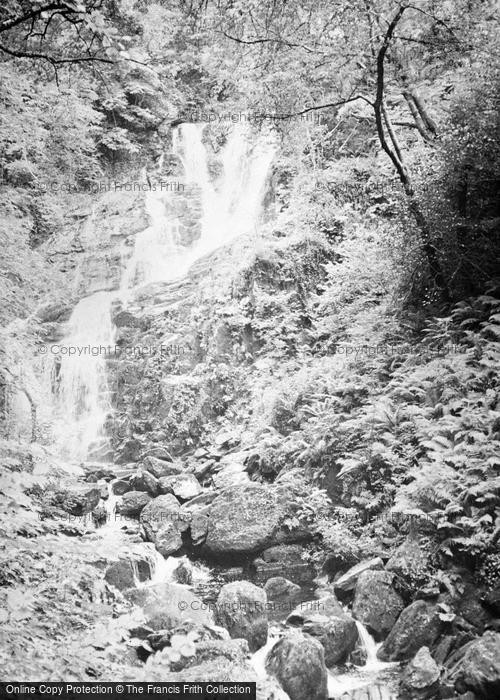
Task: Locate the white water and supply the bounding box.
[251,620,396,700]
[49,123,275,462]
[50,291,115,462]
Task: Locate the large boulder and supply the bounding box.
[116,490,151,516]
[454,631,500,697]
[264,577,301,602]
[125,582,212,630]
[378,601,443,661]
[303,614,358,666]
[104,556,151,590]
[205,484,310,556]
[159,473,202,501]
[143,456,182,479]
[214,581,268,652]
[400,646,440,699]
[266,632,328,700]
[286,595,357,666]
[352,570,405,640]
[140,494,190,557]
[333,557,383,596]
[129,469,160,496]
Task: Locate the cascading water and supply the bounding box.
[50,291,115,462]
[50,124,274,462]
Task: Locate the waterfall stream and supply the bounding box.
[49,123,275,463]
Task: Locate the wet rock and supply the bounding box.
[286,594,356,665]
[129,469,160,496]
[143,455,182,479]
[125,582,212,630]
[215,581,268,652]
[205,483,311,556]
[264,577,301,601]
[266,632,328,700]
[400,647,440,699]
[159,473,202,501]
[104,556,151,590]
[333,557,384,596]
[286,595,344,625]
[57,484,101,516]
[306,614,358,666]
[352,570,405,640]
[112,479,132,495]
[116,490,152,516]
[172,559,193,585]
[378,601,443,661]
[140,494,189,557]
[453,631,500,697]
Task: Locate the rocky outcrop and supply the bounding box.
[400,646,440,699]
[266,632,328,700]
[352,570,405,640]
[377,601,443,661]
[214,581,268,652]
[140,494,190,556]
[452,631,500,697]
[204,483,310,556]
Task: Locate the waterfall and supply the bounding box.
[50,291,115,462]
[48,123,275,463]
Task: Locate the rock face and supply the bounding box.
[140,494,190,556]
[116,490,151,516]
[333,557,384,596]
[266,632,328,700]
[400,646,440,699]
[377,601,443,661]
[159,473,202,500]
[214,581,268,652]
[455,631,500,697]
[205,484,309,556]
[352,570,405,640]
